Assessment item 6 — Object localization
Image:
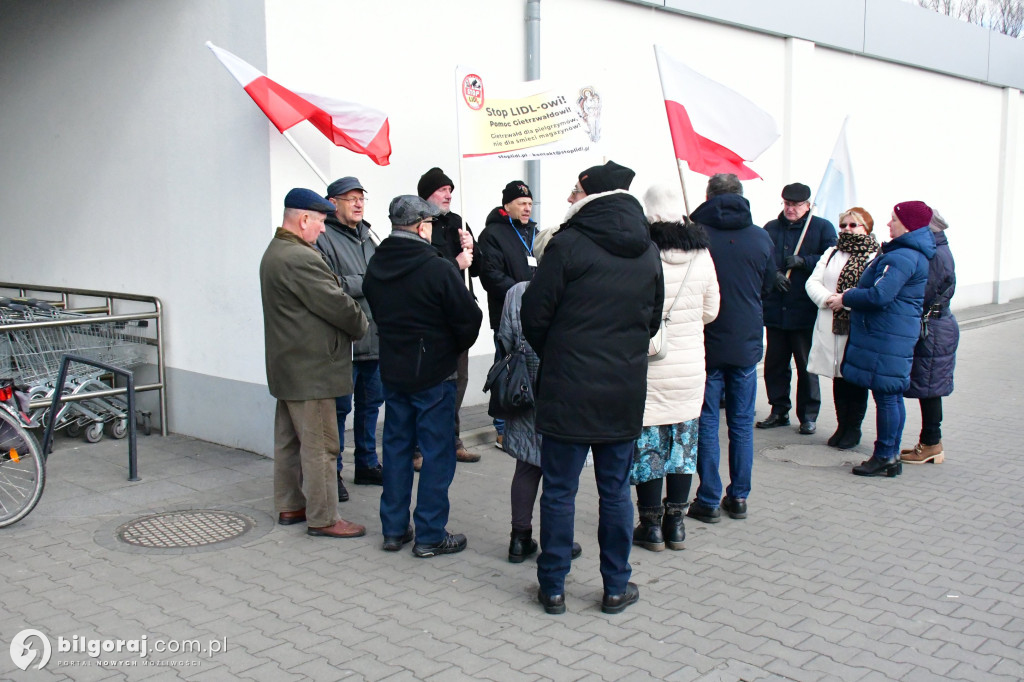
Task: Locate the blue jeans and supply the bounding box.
[537,437,634,595]
[379,381,457,544]
[872,391,906,462]
[335,360,383,471]
[695,364,757,509]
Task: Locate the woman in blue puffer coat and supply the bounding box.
[900,209,958,465]
[840,201,936,477]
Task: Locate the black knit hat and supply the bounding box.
[417,167,454,200]
[501,181,532,205]
[578,160,635,195]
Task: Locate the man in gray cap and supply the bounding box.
[758,183,837,437]
[260,188,369,538]
[364,196,483,557]
[317,176,383,502]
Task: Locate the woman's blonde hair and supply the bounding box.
[839,207,873,234]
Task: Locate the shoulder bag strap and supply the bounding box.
[663,259,695,322]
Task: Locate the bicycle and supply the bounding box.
[0,378,45,527]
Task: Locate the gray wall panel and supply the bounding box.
[989,32,1024,90]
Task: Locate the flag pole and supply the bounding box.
[281,130,381,245]
[654,46,691,218]
[454,67,472,291]
[785,206,815,278]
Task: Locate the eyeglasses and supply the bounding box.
[334,196,367,205]
[569,187,585,195]
[839,222,862,228]
[782,201,807,208]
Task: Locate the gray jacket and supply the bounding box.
[496,282,541,467]
[315,216,379,360]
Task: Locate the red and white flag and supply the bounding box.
[654,46,778,180]
[206,42,391,166]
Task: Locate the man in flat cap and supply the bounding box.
[478,180,539,451]
[260,188,369,538]
[364,196,483,557]
[317,176,383,502]
[521,161,663,615]
[417,167,482,464]
[758,183,837,436]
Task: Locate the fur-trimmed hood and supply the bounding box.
[649,220,710,253]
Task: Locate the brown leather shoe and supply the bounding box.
[456,447,480,463]
[278,509,306,525]
[307,519,366,538]
[901,442,944,464]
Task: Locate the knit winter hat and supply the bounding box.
[929,209,949,233]
[501,180,532,205]
[578,160,635,195]
[416,167,454,200]
[894,201,933,231]
[643,184,685,223]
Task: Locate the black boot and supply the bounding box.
[508,528,538,563]
[662,499,687,551]
[828,394,847,447]
[633,505,665,552]
[838,398,866,449]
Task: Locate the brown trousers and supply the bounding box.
[273,398,339,528]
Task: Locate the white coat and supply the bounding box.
[643,248,720,426]
[805,245,876,378]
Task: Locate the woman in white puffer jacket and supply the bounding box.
[631,185,720,552]
[805,207,878,450]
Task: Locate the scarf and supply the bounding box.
[832,231,879,335]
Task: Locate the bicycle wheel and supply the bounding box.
[0,410,46,528]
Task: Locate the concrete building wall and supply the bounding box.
[1,0,1020,456]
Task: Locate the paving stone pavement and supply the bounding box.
[2,308,1023,681]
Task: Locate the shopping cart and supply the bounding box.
[0,298,150,442]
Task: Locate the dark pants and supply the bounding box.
[833,377,869,428]
[696,364,758,508]
[763,326,820,422]
[510,459,543,530]
[537,437,633,595]
[379,381,457,544]
[454,350,469,448]
[335,359,383,472]
[917,396,943,446]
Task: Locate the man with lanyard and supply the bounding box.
[478,181,538,450]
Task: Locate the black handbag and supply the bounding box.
[483,342,534,420]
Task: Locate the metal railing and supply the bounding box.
[0,283,166,437]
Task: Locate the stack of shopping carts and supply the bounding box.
[0,297,149,442]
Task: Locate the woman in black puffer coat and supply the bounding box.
[901,210,958,464]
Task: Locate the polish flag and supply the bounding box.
[207,42,391,166]
[654,46,778,180]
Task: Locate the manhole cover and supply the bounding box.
[760,444,864,467]
[117,510,254,549]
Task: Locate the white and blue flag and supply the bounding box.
[813,118,856,226]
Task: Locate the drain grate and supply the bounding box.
[117,510,254,549]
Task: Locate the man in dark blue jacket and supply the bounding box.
[688,174,774,524]
[364,196,483,558]
[758,183,837,435]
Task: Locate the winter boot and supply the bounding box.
[508,528,538,563]
[662,499,687,551]
[633,505,665,552]
[837,398,866,450]
[828,395,848,447]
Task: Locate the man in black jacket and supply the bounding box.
[317,176,383,500]
[364,196,483,558]
[687,174,774,524]
[417,167,481,463]
[478,180,539,450]
[758,183,837,435]
[521,161,663,615]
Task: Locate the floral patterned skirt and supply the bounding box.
[630,418,699,485]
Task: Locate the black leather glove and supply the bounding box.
[773,271,792,293]
[784,254,805,270]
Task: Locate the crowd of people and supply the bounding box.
[258,161,958,615]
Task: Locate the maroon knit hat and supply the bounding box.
[893,201,933,231]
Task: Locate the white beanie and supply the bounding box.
[643,184,685,223]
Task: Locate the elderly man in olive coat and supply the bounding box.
[260,188,369,538]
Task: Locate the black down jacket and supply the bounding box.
[521,190,664,443]
[906,230,958,399]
